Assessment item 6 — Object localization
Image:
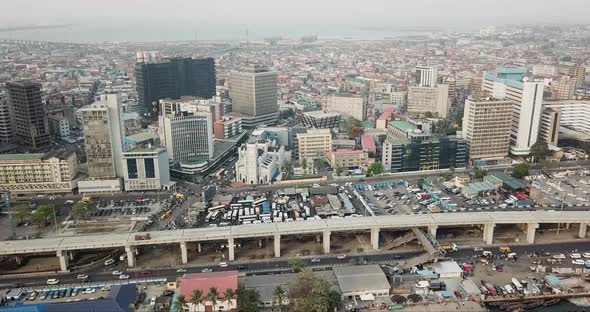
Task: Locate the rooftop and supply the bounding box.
[303,110,341,118]
[179,271,238,299]
[125,131,158,143]
[392,120,417,132]
[0,154,45,161]
[124,145,166,154]
[333,265,391,293]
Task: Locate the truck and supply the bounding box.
[512,278,524,292]
[429,281,447,291]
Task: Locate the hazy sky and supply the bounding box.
[2,0,589,24]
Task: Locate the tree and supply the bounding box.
[512,163,530,179]
[474,168,488,180]
[32,205,51,227]
[237,288,260,312]
[224,288,236,310]
[327,290,342,312]
[368,162,384,175]
[530,141,551,162]
[72,201,96,220]
[423,111,434,118]
[288,258,308,272]
[336,167,343,176]
[207,287,219,309]
[301,158,308,173]
[13,204,32,224]
[288,269,331,312]
[173,294,187,312]
[273,286,286,310]
[190,290,203,310]
[283,161,293,177]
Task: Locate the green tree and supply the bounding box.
[72,201,96,220]
[530,141,551,162]
[224,288,236,310]
[368,162,384,175]
[207,287,219,309]
[288,269,331,312]
[288,258,308,272]
[336,167,343,176]
[190,289,203,310]
[301,158,308,173]
[474,168,488,180]
[512,163,530,179]
[237,288,260,312]
[31,205,52,227]
[283,161,293,176]
[327,290,342,312]
[173,294,187,312]
[273,286,286,311]
[13,204,32,224]
[423,111,434,118]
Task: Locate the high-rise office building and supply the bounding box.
[407,85,449,118]
[416,65,438,87]
[483,70,544,155]
[0,91,12,143]
[550,76,577,100]
[158,104,214,162]
[558,61,586,88]
[296,129,333,160]
[136,57,216,119]
[229,64,278,128]
[6,80,51,150]
[80,94,125,178]
[324,95,366,121]
[539,107,560,146]
[461,98,513,160]
[382,136,468,173]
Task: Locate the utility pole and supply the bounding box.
[556,195,565,236]
[52,204,58,236]
[4,192,15,239]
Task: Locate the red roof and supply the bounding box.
[361,135,376,153]
[377,108,396,121]
[179,271,238,299]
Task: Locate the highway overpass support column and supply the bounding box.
[526,223,539,244]
[428,225,438,238]
[180,242,188,265]
[483,223,495,245]
[371,228,380,250]
[57,250,69,272]
[579,223,588,238]
[125,246,135,268]
[323,231,331,254]
[274,234,281,258]
[197,243,202,253]
[228,238,235,261]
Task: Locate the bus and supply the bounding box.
[214,168,226,179]
[209,205,226,212]
[253,198,267,206]
[205,211,215,222]
[237,199,254,207]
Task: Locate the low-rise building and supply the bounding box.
[0,150,78,194]
[296,129,333,160]
[48,115,71,139]
[326,149,370,170]
[122,146,171,191]
[214,116,243,139]
[299,110,341,129]
[179,271,238,312]
[235,139,291,185]
[386,119,433,142]
[333,265,391,300]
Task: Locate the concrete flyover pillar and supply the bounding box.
[56,250,69,272]
[370,228,380,250]
[228,237,235,261]
[483,223,495,245]
[274,234,281,258]
[323,231,331,254]
[526,223,539,244]
[180,242,188,265]
[197,243,202,253]
[428,225,438,238]
[125,246,136,268]
[579,223,588,238]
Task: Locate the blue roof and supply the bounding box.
[484,73,524,89]
[497,67,528,74]
[0,304,47,312]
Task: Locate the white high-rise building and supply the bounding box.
[462,98,513,160]
[483,73,544,155]
[159,104,214,162]
[416,65,438,87]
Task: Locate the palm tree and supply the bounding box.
[173,294,187,312]
[273,286,286,311]
[190,289,204,312]
[207,287,219,310]
[223,288,236,310]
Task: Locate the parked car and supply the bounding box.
[337,254,347,260]
[119,274,130,280]
[83,288,96,294]
[219,262,228,268]
[201,268,213,273]
[176,268,187,273]
[77,274,89,280]
[112,270,123,275]
[46,279,59,285]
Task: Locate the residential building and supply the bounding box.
[558,61,586,88]
[178,271,238,312]
[382,136,468,173]
[299,110,341,129]
[407,85,449,118]
[391,91,407,107]
[230,64,278,128]
[0,91,12,143]
[550,76,577,100]
[461,98,513,161]
[543,100,590,134]
[214,116,243,139]
[533,64,558,77]
[416,65,438,87]
[326,149,370,170]
[6,80,51,150]
[136,57,216,119]
[325,95,366,121]
[483,71,544,155]
[539,107,561,146]
[48,115,71,139]
[235,139,291,185]
[80,94,125,178]
[159,107,214,162]
[0,150,78,194]
[385,118,433,142]
[376,108,396,130]
[296,129,333,160]
[122,146,171,191]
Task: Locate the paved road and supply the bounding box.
[1,241,588,289]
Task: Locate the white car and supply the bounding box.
[311,258,321,263]
[112,270,123,275]
[337,254,347,260]
[201,268,213,273]
[77,274,89,280]
[219,262,228,268]
[176,268,187,273]
[104,259,115,266]
[82,288,96,294]
[553,253,566,259]
[46,279,60,285]
[119,274,130,280]
[583,253,590,259]
[473,247,483,252]
[570,253,582,259]
[572,259,585,265]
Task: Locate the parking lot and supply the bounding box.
[529,170,590,208]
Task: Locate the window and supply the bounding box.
[145,158,156,179]
[127,159,138,179]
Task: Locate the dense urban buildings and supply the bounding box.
[229,64,278,128]
[416,65,438,87]
[6,80,51,150]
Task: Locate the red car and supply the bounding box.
[139,271,152,276]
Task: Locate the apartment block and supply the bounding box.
[296,129,333,160]
[407,85,449,118]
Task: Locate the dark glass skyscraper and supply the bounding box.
[136,57,216,119]
[6,80,51,150]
